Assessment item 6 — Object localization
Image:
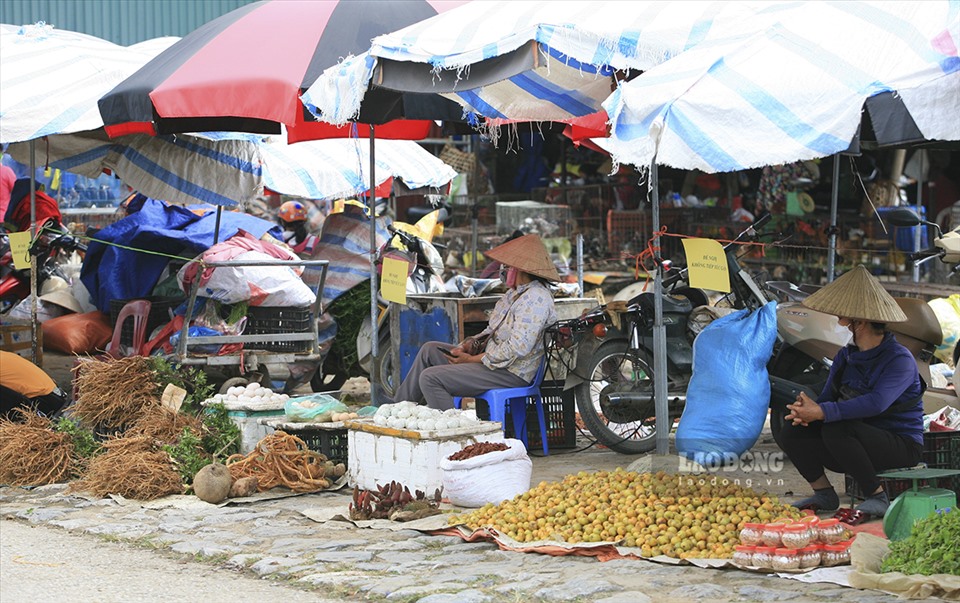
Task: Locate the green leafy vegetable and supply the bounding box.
[53,417,102,460]
[162,428,211,485]
[881,508,960,576]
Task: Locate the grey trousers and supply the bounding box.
[393,341,529,410]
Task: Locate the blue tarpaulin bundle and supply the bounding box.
[80,197,282,313]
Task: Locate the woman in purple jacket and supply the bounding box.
[778,266,923,518]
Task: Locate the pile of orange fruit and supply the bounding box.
[450,469,802,559]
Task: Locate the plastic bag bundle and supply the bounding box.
[440,438,532,508]
[676,301,777,466]
[284,394,348,422]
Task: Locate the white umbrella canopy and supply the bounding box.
[599,0,960,173]
[303,0,788,126]
[0,23,178,143]
[6,131,455,206]
[258,137,457,200]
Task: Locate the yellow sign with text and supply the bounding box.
[380,257,409,304]
[8,232,32,270]
[681,238,730,293]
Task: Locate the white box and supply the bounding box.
[203,399,286,454]
[347,422,504,494]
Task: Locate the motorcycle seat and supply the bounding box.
[635,291,693,314]
[889,297,943,347]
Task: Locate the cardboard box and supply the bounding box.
[347,420,504,494]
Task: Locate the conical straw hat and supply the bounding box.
[485,234,561,282]
[802,265,907,323]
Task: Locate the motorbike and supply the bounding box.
[0,218,87,314]
[556,215,773,454]
[311,209,447,396]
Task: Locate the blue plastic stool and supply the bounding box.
[453,358,549,455]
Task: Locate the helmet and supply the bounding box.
[278,201,308,223]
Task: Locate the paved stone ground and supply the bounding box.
[1,352,940,602]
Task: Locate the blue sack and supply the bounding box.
[676,301,777,467]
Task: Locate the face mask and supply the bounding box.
[505,267,518,289]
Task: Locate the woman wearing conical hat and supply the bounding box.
[778,266,924,520]
[392,234,559,410]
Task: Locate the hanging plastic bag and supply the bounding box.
[677,301,777,467]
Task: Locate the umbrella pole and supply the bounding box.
[213,206,223,245]
[29,140,39,365]
[471,134,479,278]
[369,125,382,404]
[650,161,668,456]
[827,155,840,283]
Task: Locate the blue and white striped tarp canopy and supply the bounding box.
[0,23,177,143]
[303,1,789,126]
[6,131,456,207]
[600,1,960,173]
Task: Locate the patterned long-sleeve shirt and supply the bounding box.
[478,280,557,383]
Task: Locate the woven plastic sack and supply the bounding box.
[440,438,532,508]
[41,311,113,354]
[676,301,777,467]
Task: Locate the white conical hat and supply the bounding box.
[802,265,907,323]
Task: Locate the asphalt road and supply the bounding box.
[0,520,335,603]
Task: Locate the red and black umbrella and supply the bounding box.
[98,0,466,142]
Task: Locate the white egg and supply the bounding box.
[397,408,411,419]
[434,418,448,431]
[373,415,387,426]
[279,394,289,401]
[421,419,436,432]
[245,382,260,391]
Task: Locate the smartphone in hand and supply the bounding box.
[439,347,456,357]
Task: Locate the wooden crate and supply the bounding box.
[0,323,41,366]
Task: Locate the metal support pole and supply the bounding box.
[369,126,382,404]
[470,135,480,277]
[913,153,925,283]
[576,233,584,296]
[651,162,668,456]
[213,206,223,245]
[29,140,39,365]
[827,156,840,283]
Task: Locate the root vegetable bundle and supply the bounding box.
[72,436,183,500]
[226,431,344,493]
[127,407,203,445]
[452,469,802,559]
[0,410,76,486]
[72,356,163,429]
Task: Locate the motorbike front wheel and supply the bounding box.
[575,340,659,454]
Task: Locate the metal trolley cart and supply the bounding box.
[169,258,329,393]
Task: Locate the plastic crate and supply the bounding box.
[109,296,183,346]
[297,427,349,467]
[845,430,960,500]
[245,306,312,352]
[476,380,577,450]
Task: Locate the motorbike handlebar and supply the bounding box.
[909,248,946,266]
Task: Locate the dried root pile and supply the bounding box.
[225,431,344,493]
[127,407,203,445]
[72,436,183,500]
[0,410,75,486]
[72,356,162,428]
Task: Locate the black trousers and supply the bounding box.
[0,385,68,420]
[777,419,922,495]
